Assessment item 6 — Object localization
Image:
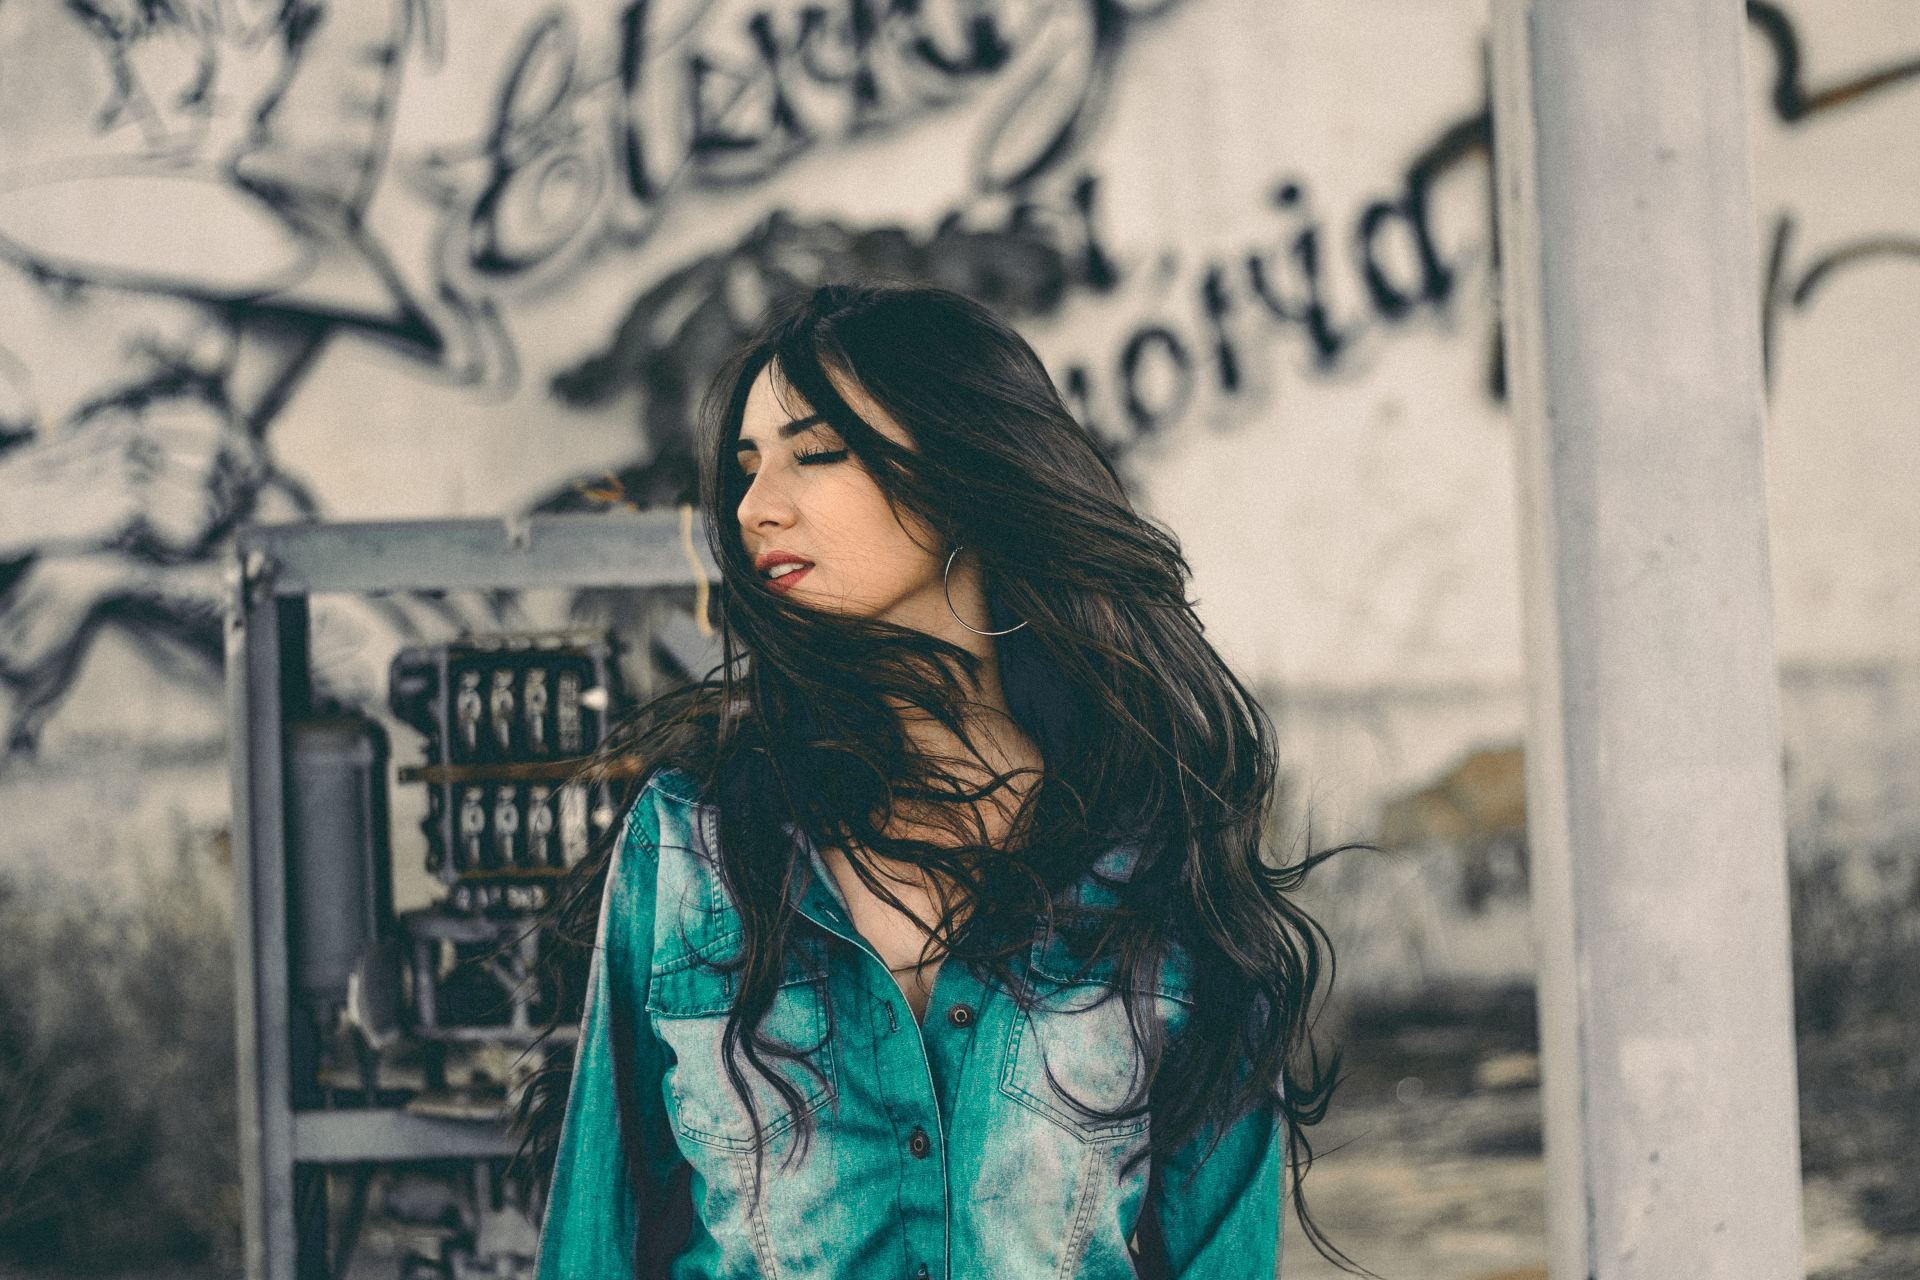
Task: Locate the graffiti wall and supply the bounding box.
[1,0,1918,1266]
[0,0,1915,898]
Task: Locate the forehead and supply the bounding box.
[738,360,913,447]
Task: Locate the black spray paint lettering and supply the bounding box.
[1064,0,1920,451]
[1745,0,1920,389]
[1246,179,1350,368]
[1118,326,1192,436]
[469,11,603,278]
[1059,115,1486,450]
[465,0,1178,283]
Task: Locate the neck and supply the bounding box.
[874,546,1043,835]
[893,660,1037,782]
[880,661,1041,852]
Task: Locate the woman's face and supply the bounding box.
[733,361,950,631]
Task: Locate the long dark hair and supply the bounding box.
[511,280,1367,1271]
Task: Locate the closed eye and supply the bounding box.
[734,447,849,480]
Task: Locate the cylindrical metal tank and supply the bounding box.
[287,712,393,1007]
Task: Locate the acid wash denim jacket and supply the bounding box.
[535,768,1282,1280]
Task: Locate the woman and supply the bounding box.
[514,281,1359,1278]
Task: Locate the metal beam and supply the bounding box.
[292,1110,523,1164]
[227,565,306,1280]
[1490,1,1805,1276]
[237,510,720,596]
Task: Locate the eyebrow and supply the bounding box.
[733,414,829,453]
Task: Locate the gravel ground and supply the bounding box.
[1279,1082,1919,1280]
[1278,994,1920,1280]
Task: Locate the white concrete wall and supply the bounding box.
[0,0,1913,923]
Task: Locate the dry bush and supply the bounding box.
[0,826,241,1271]
[1790,835,1920,1035]
[1789,831,1920,1241]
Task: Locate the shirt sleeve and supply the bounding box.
[1144,1091,1285,1279]
[535,791,679,1279]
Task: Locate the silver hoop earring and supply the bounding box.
[944,546,1028,636]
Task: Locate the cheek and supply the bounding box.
[841,509,939,600]
[868,510,941,587]
[832,476,929,553]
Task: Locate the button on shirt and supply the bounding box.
[535,769,1283,1279]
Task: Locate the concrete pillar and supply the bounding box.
[1488,3,1805,1278]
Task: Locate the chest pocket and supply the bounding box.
[998,929,1196,1143]
[646,929,838,1153]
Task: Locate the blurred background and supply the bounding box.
[0,1,1914,1277]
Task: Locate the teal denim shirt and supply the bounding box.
[535,769,1283,1279]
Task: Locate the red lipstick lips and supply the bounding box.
[766,565,812,592]
[754,550,814,593]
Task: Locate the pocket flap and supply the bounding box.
[648,931,828,1017]
[1027,927,1195,1006]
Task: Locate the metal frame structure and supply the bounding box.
[225,512,718,1280]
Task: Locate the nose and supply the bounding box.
[735,463,796,543]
